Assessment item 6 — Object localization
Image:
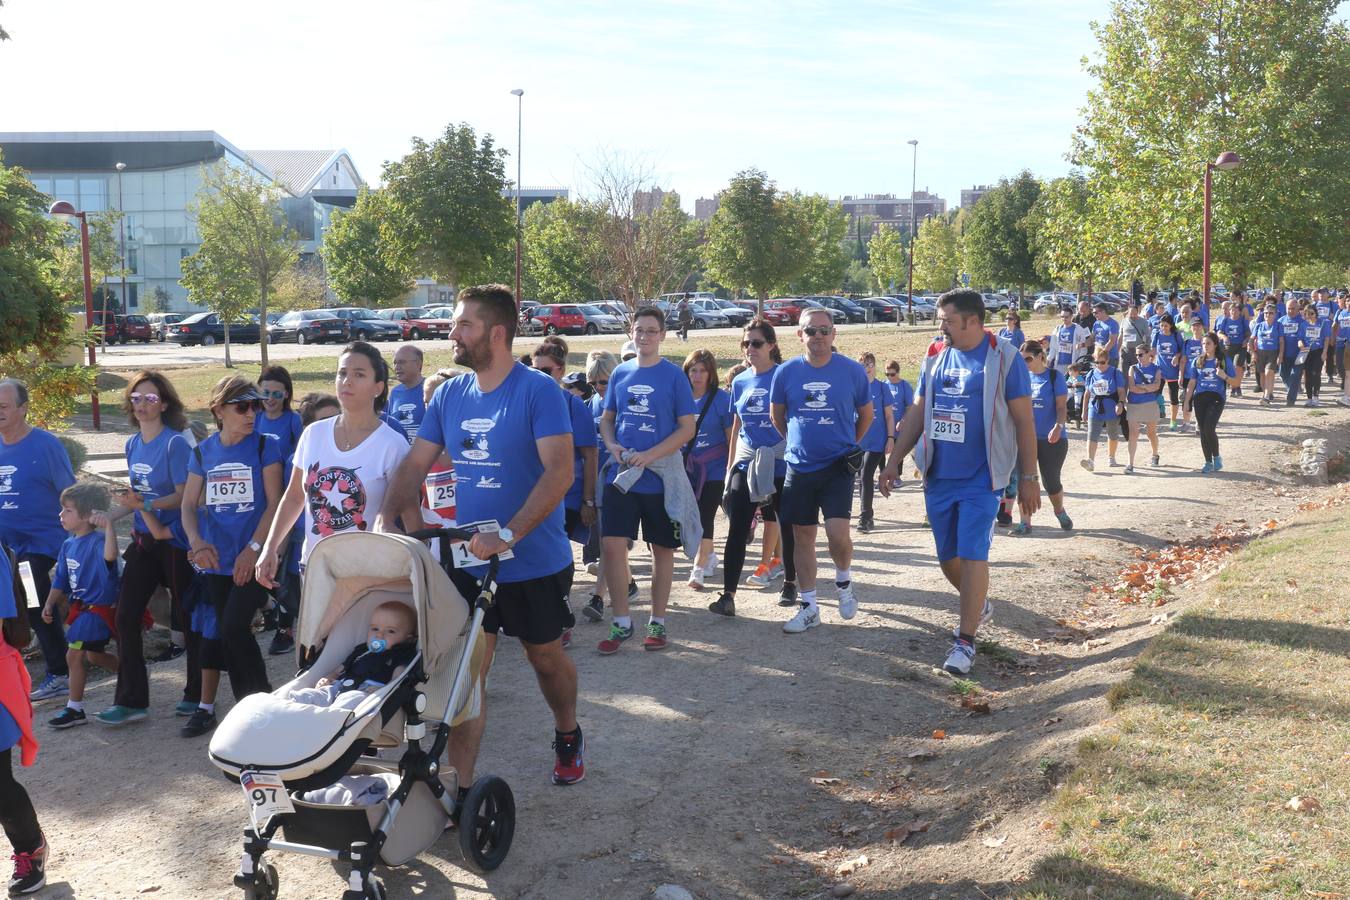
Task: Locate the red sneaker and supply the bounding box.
[642,621,668,651]
[552,729,584,785]
[597,623,632,655]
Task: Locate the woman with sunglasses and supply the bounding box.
[997,311,1025,351]
[1185,332,1240,473]
[1079,347,1126,472]
[708,319,797,616]
[96,371,201,727]
[256,342,410,589]
[855,353,895,533]
[683,349,734,588]
[1124,345,1163,472]
[255,365,304,655]
[179,377,284,732]
[1017,340,1072,533]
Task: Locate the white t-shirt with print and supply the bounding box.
[292,417,410,563]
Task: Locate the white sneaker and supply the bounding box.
[584,561,600,577]
[782,605,820,634]
[687,567,705,590]
[1080,458,1095,472]
[838,583,858,620]
[767,559,785,581]
[952,599,994,637]
[943,638,976,675]
[703,553,719,578]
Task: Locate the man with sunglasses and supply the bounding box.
[770,309,872,634]
[879,289,1039,676]
[388,345,427,443]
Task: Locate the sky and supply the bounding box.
[1,0,1117,210]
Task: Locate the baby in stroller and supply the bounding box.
[286,602,417,713]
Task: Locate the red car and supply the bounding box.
[114,314,152,343]
[377,307,453,340]
[734,300,794,326]
[529,304,588,335]
[762,299,810,326]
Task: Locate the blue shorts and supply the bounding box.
[924,479,1000,563]
[601,483,679,549]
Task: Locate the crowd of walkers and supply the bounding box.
[0,282,1345,895]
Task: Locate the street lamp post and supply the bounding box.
[1202,151,1241,309]
[115,162,128,318]
[904,139,918,326]
[49,200,101,430]
[511,88,524,309]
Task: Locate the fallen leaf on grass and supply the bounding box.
[836,854,870,876]
[931,729,947,739]
[1263,519,1279,529]
[960,697,991,715]
[884,820,931,844]
[1042,716,1062,727]
[1285,795,1322,813]
[1305,892,1346,899]
[981,835,1008,848]
[811,777,843,786]
[1149,613,1170,625]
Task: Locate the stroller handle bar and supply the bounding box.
[401,527,500,607]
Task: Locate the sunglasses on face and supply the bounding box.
[261,390,286,401]
[226,399,262,414]
[129,392,161,405]
[741,339,768,349]
[886,370,900,377]
[1023,352,1042,360]
[802,326,833,337]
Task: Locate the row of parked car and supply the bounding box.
[135,306,460,347]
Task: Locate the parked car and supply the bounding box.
[269,309,350,345]
[376,307,453,340]
[807,295,869,323]
[981,293,1014,312]
[114,314,152,343]
[594,302,632,328]
[733,299,794,325]
[1034,292,1077,312]
[686,298,735,328]
[145,313,183,342]
[319,307,402,342]
[168,312,261,346]
[531,303,626,335]
[708,299,752,327]
[856,297,900,322]
[766,298,847,325]
[88,309,121,343]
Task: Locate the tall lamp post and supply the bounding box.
[511,88,524,309]
[904,138,918,326]
[115,161,128,317]
[1202,151,1241,308]
[48,200,101,430]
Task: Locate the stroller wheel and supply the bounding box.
[240,863,278,900]
[458,775,516,872]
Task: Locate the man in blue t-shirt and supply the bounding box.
[1091,304,1121,365]
[0,378,76,701]
[597,307,696,654]
[879,289,1039,677]
[387,345,426,444]
[770,308,872,635]
[1277,299,1310,407]
[381,284,584,790]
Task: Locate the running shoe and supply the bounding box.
[48,707,86,729]
[778,581,799,607]
[1338,397,1350,408]
[1170,421,1179,431]
[767,558,785,581]
[703,553,720,577]
[951,599,995,637]
[28,673,68,702]
[858,515,874,533]
[180,708,217,738]
[1260,398,1271,407]
[943,638,976,676]
[642,621,668,651]
[782,605,820,634]
[838,583,858,620]
[1151,454,1160,467]
[174,700,198,716]
[1108,457,1122,467]
[149,643,185,663]
[687,567,706,590]
[995,505,1013,526]
[1200,461,1214,474]
[597,623,634,655]
[8,835,47,896]
[1124,464,1134,474]
[268,629,294,656]
[94,705,148,727]
[746,563,774,587]
[1305,398,1317,407]
[1080,458,1095,472]
[584,561,600,577]
[1213,455,1224,471]
[552,728,585,785]
[1056,511,1074,531]
[582,594,605,622]
[1012,522,1032,535]
[708,593,736,617]
[627,580,639,602]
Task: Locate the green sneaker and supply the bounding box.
[95,705,148,727]
[175,700,198,717]
[642,621,668,651]
[597,623,634,655]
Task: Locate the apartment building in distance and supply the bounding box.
[840,189,947,239]
[960,184,992,208]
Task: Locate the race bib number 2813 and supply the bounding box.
[930,410,965,443]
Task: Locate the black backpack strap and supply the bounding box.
[685,387,719,457]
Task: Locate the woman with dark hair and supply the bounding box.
[1015,340,1072,533]
[1185,332,1240,473]
[179,376,283,736]
[256,364,304,654]
[682,349,734,588]
[256,343,410,587]
[708,319,797,617]
[996,311,1025,350]
[1151,313,1184,426]
[2,550,49,894]
[96,370,201,727]
[855,352,895,533]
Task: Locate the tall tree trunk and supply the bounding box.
[224,321,233,369]
[259,279,270,369]
[757,288,767,317]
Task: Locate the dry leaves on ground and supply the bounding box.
[884,820,931,844]
[1094,522,1259,605]
[1285,795,1322,813]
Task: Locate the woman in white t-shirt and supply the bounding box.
[255,342,410,588]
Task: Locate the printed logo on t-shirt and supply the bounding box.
[130,463,154,496]
[394,402,418,425]
[64,557,81,591]
[460,418,495,461]
[304,463,369,536]
[818,417,835,425]
[0,466,15,494]
[624,383,654,413]
[475,475,501,489]
[803,382,831,408]
[940,368,972,396]
[744,388,767,414]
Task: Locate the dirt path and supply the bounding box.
[19,395,1347,899]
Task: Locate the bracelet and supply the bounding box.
[1020,473,1040,482]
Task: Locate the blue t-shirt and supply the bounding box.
[1315,298,1335,319]
[1253,320,1280,352]
[604,359,697,493]
[1182,338,1205,371]
[187,432,283,575]
[1336,309,1350,345]
[378,413,409,441]
[860,380,895,452]
[1128,362,1162,403]
[1278,316,1307,358]
[689,389,734,481]
[731,367,786,478]
[589,392,610,478]
[419,363,572,583]
[1187,356,1236,396]
[564,391,597,510]
[125,428,191,548]
[921,340,1031,482]
[1053,324,1079,368]
[1305,318,1330,351]
[0,552,19,753]
[0,427,76,558]
[1084,367,1125,419]
[1092,318,1121,360]
[885,378,915,435]
[387,381,426,444]
[54,530,118,607]
[1153,332,1183,380]
[1193,305,1212,328]
[997,328,1025,350]
[769,354,870,473]
[1028,369,1066,440]
[1216,316,1248,347]
[256,410,303,473]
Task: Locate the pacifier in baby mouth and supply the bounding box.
[368,638,388,653]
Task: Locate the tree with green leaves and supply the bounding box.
[1025,174,1107,292]
[382,123,514,293]
[522,199,601,303]
[1282,260,1349,290]
[911,216,964,294]
[867,224,907,295]
[181,162,298,367]
[53,209,124,344]
[703,169,810,310]
[1072,0,1350,286]
[322,188,412,306]
[785,193,850,295]
[148,286,172,313]
[962,171,1042,298]
[271,263,331,312]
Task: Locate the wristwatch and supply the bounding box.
[248,541,262,553]
[582,499,596,508]
[1020,473,1040,482]
[142,498,153,514]
[497,527,515,548]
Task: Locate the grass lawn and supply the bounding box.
[85,325,944,422]
[1019,495,1350,898]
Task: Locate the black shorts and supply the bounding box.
[1230,346,1251,367]
[448,564,574,646]
[200,637,227,670]
[601,483,679,548]
[696,479,724,540]
[69,638,110,654]
[780,461,855,526]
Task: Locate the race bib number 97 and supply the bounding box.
[240,770,293,827]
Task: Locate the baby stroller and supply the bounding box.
[208,529,513,899]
